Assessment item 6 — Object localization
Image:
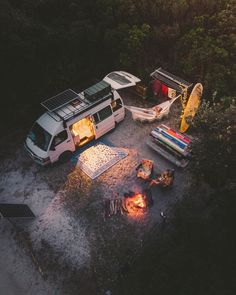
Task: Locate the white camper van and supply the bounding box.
[25,80,126,165]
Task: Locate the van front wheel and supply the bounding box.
[59,151,72,163]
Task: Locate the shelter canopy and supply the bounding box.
[150,68,192,93]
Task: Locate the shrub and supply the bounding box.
[190,97,236,187]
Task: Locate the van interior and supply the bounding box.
[71,117,95,146]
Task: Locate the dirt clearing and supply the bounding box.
[0,96,190,294]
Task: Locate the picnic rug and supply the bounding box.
[71,140,128,179]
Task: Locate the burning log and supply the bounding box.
[125,193,147,217]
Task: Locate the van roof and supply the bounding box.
[41,81,112,122]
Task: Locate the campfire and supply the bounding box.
[125,192,147,218]
[104,191,150,220]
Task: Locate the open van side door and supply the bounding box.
[92,105,115,139]
[103,71,141,90]
[48,130,74,162]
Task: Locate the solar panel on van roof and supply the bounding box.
[41,81,113,122]
[84,80,111,102]
[41,89,78,112]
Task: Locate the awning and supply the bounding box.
[150,68,192,93]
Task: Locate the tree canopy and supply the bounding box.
[1,0,235,132]
[0,1,236,294]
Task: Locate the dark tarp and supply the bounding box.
[0,203,35,218]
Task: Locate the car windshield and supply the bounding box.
[28,122,52,151]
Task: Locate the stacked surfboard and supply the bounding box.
[147,124,192,167]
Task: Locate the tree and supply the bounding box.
[190,97,236,187]
[175,1,236,98]
[119,23,151,76]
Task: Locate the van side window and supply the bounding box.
[93,113,100,124]
[98,106,112,121]
[111,99,123,112]
[52,130,68,146]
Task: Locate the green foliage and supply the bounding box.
[119,24,151,74]
[0,2,235,294]
[190,97,236,187]
[0,0,235,132]
[175,2,236,97]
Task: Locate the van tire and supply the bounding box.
[59,151,72,163]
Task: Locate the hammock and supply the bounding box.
[125,95,180,122]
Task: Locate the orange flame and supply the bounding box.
[125,193,147,218]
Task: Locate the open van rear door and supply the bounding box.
[103,71,141,90]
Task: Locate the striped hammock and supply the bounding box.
[125,95,180,123]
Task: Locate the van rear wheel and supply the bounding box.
[59,151,72,163]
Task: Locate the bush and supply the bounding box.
[190,97,236,187]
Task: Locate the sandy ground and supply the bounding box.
[0,219,55,295]
[0,95,191,295]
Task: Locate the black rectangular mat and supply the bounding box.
[0,203,35,218]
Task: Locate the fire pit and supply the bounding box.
[104,190,151,220]
[124,192,147,218]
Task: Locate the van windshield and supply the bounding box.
[28,122,52,151]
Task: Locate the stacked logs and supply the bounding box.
[104,198,129,219]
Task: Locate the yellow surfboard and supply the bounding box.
[180,83,203,133]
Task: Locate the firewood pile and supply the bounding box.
[104,198,128,218]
